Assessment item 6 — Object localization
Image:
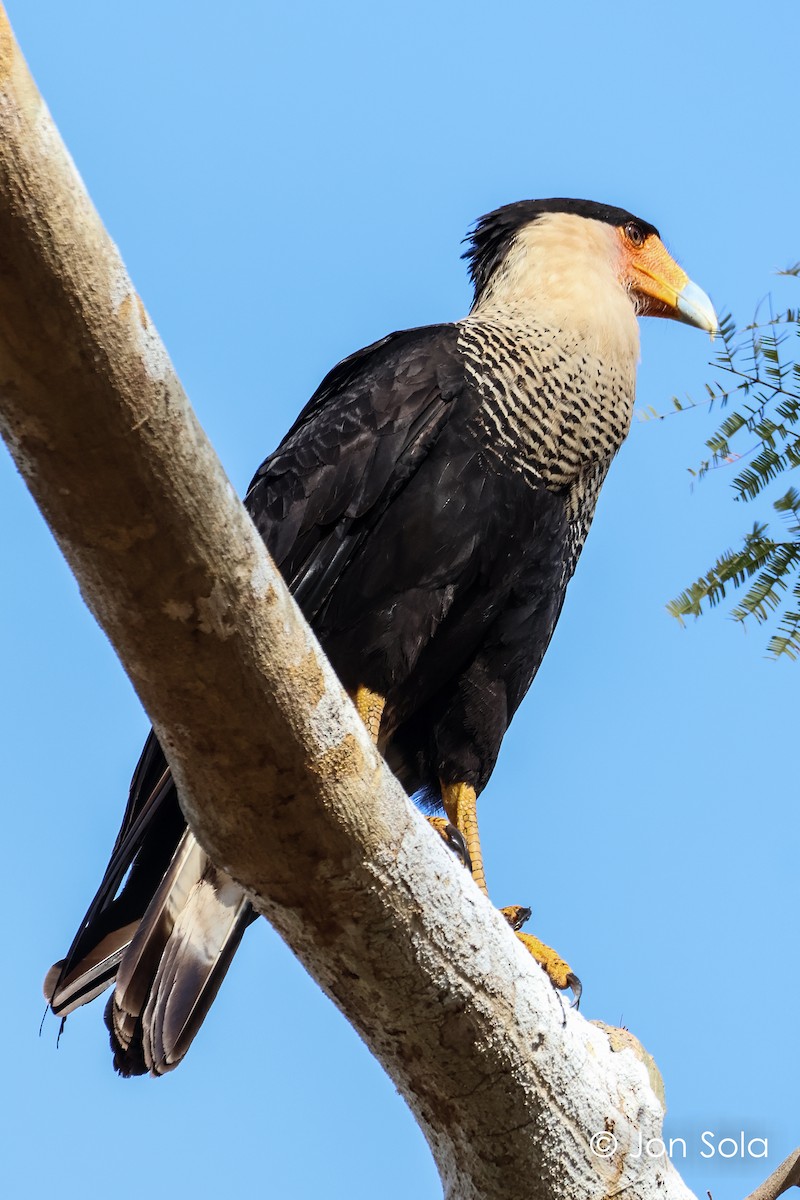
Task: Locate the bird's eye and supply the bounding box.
[625,222,646,247]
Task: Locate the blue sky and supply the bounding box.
[2,3,798,1197]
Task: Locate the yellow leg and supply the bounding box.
[440,781,487,896]
[351,694,474,879]
[435,785,581,1006]
[353,685,385,745]
[351,697,582,1000]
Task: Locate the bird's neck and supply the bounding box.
[456,306,639,496]
[468,296,639,371]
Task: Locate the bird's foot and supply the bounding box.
[501,907,581,1008]
[427,816,472,871]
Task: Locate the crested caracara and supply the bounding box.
[45,198,717,1074]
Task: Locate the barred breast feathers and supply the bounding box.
[457,213,640,492]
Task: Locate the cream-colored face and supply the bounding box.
[616,223,718,333]
[474,210,717,339]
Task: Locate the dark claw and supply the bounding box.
[443,823,472,872]
[566,972,582,1010]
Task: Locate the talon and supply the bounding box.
[566,972,582,1010]
[427,817,472,872]
[501,904,532,931]
[442,823,472,871]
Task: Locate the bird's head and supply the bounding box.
[464,199,717,348]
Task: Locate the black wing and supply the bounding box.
[245,324,465,617]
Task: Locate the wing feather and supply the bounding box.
[246,324,465,616]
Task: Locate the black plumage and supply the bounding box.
[248,323,570,796]
[45,198,714,1073]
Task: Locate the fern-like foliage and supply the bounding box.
[668,273,800,659]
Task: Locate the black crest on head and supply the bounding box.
[463,198,660,304]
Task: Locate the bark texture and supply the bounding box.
[0,9,709,1198]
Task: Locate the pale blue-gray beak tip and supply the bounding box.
[676,280,718,335]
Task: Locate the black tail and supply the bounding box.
[105,829,251,1075]
[45,732,254,1076]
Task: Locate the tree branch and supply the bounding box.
[0,9,710,1198]
[744,1149,800,1200]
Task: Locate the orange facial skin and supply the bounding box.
[617,226,717,332]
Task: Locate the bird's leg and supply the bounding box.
[353,685,386,745]
[438,781,582,1006]
[440,781,488,895]
[353,703,580,1003]
[351,689,470,868]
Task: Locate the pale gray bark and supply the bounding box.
[0,9,781,1200]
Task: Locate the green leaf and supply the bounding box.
[667,270,800,657]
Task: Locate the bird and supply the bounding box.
[44,197,717,1076]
